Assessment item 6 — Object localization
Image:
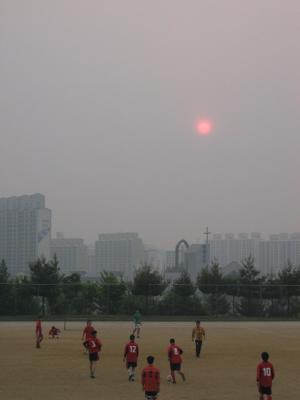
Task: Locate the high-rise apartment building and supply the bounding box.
[185,243,210,281]
[50,233,88,274]
[209,232,300,274]
[209,233,261,268]
[95,233,144,280]
[165,251,175,269]
[87,245,96,277]
[259,234,300,274]
[0,193,51,276]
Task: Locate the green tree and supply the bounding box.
[238,256,264,316]
[172,270,196,298]
[198,262,223,286]
[74,282,101,315]
[52,273,83,315]
[0,260,13,314]
[278,261,300,316]
[132,266,166,296]
[132,266,167,314]
[29,256,61,315]
[98,271,126,314]
[262,274,283,317]
[159,290,205,316]
[162,271,202,315]
[198,262,230,315]
[13,276,40,315]
[239,256,260,282]
[0,259,9,282]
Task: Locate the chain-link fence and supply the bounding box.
[1,282,300,318]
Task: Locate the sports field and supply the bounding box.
[0,321,299,399]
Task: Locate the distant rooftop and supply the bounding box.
[0,193,45,211]
[97,232,140,240]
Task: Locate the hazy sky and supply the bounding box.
[1,1,300,249]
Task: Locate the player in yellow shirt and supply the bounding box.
[192,320,206,358]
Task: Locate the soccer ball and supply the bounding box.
[167,374,172,383]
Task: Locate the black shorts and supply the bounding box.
[259,386,272,395]
[170,362,181,371]
[145,391,158,399]
[89,352,99,362]
[127,362,137,368]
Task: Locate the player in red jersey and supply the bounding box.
[141,356,160,400]
[82,320,95,353]
[167,338,185,384]
[35,316,43,348]
[48,326,60,339]
[123,334,139,381]
[256,352,275,400]
[85,330,102,378]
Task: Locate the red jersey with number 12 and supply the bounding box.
[124,341,139,362]
[256,361,275,387]
[168,344,183,364]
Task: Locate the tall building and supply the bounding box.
[0,193,51,276]
[185,243,210,281]
[209,233,261,268]
[165,250,175,269]
[50,233,88,275]
[87,245,96,277]
[209,232,300,275]
[95,233,144,280]
[259,234,300,274]
[144,246,166,272]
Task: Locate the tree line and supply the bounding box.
[1,256,300,317]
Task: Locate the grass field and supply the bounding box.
[0,321,299,400]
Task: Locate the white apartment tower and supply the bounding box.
[95,233,144,280]
[209,233,261,267]
[209,232,300,274]
[259,234,300,274]
[165,251,176,269]
[0,193,51,276]
[50,233,88,274]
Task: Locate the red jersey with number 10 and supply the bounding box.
[256,361,275,387]
[168,344,183,364]
[124,341,139,362]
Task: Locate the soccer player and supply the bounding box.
[82,320,95,352]
[256,352,275,400]
[168,338,185,384]
[192,320,206,358]
[133,310,142,338]
[123,334,139,381]
[141,356,160,400]
[48,326,60,339]
[85,330,102,379]
[35,316,43,348]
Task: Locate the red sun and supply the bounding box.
[196,119,213,136]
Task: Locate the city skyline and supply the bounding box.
[1,192,300,249]
[1,191,300,277]
[1,1,300,249]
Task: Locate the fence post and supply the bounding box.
[232,285,235,314]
